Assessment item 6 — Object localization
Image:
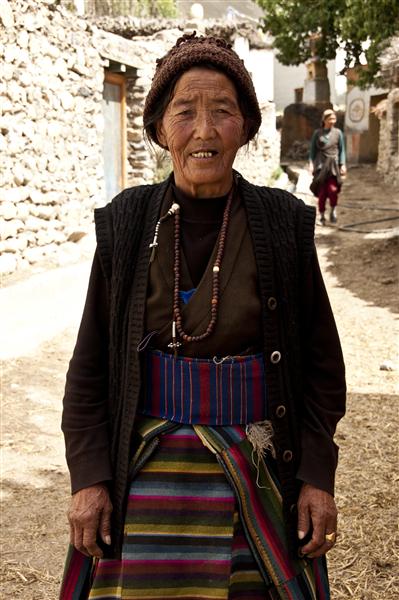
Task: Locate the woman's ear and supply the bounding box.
[240,120,250,147]
[155,121,168,149]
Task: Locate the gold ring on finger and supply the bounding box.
[325,532,336,544]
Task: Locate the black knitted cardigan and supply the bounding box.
[94,173,316,557]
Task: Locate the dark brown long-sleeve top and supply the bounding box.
[63,226,345,495]
[62,178,346,555]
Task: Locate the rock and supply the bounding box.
[25,215,46,232]
[59,91,75,111]
[0,253,17,275]
[0,201,17,220]
[16,203,30,220]
[29,189,45,205]
[30,204,57,220]
[1,219,24,240]
[23,246,45,264]
[8,187,31,203]
[77,86,92,97]
[2,63,14,81]
[2,236,28,253]
[19,70,32,87]
[0,117,9,134]
[54,57,68,78]
[36,228,57,246]
[17,30,29,49]
[0,0,15,28]
[16,256,30,271]
[4,44,20,63]
[19,231,36,245]
[22,13,41,32]
[379,361,395,371]
[13,165,31,186]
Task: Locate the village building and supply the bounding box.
[0,0,280,275]
[1,0,397,276]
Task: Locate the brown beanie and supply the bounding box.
[143,32,262,147]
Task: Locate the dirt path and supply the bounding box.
[1,165,398,599]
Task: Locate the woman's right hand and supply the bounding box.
[67,483,113,557]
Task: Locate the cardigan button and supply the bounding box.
[282,450,293,462]
[267,296,277,310]
[276,405,286,418]
[270,351,281,364]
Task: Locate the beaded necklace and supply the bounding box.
[168,186,234,354]
[149,185,234,355]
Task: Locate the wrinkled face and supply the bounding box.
[156,67,246,198]
[323,113,337,129]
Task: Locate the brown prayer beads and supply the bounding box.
[172,186,234,345]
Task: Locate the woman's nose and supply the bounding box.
[193,110,216,138]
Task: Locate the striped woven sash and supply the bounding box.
[140,350,267,425]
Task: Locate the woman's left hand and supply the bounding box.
[340,165,347,176]
[297,483,337,558]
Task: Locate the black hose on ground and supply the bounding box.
[338,216,399,234]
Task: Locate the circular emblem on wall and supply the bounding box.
[348,98,366,123]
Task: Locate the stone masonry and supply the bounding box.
[0,0,105,275]
[376,38,399,187]
[0,0,280,276]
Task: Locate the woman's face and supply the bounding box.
[156,67,246,198]
[323,113,337,129]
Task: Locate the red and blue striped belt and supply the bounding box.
[140,350,267,425]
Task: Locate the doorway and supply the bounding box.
[102,72,126,201]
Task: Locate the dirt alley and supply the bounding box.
[1,164,398,599]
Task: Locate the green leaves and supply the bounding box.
[256,0,399,86]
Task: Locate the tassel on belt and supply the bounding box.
[140,350,267,425]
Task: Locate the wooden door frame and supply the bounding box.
[104,71,127,190]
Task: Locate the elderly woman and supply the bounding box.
[309,109,347,225]
[60,34,346,600]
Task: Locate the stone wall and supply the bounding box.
[376,37,399,187]
[376,88,399,187]
[0,0,105,275]
[234,101,280,182]
[0,1,280,276]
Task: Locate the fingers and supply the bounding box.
[297,499,310,541]
[82,525,103,558]
[302,511,337,558]
[99,502,113,546]
[67,484,113,558]
[297,483,338,558]
[68,505,102,557]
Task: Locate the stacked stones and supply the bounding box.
[0,0,104,275]
[377,38,399,187]
[119,30,182,186]
[0,0,281,277]
[234,101,280,185]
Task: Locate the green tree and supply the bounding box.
[256,0,399,86]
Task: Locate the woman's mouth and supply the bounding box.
[190,151,217,158]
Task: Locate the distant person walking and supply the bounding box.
[309,109,346,225]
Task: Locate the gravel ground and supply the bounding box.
[1,165,398,599]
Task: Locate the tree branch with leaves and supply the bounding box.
[256,0,399,86]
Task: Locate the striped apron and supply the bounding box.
[60,352,330,600]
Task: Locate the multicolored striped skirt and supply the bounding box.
[61,417,329,600]
[60,351,330,600]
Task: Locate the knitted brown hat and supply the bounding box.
[143,32,262,147]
